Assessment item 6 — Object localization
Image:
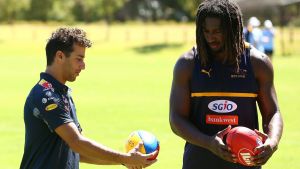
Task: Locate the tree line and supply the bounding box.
[0,0,202,23]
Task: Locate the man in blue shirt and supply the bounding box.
[262,20,275,59]
[20,27,157,169]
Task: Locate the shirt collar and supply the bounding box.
[40,72,70,95]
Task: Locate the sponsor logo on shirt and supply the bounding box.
[33,107,41,118]
[206,114,238,125]
[45,103,58,111]
[45,91,52,97]
[42,98,47,104]
[39,79,53,89]
[201,68,212,78]
[208,100,237,113]
[231,69,247,78]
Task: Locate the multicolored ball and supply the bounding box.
[125,130,160,160]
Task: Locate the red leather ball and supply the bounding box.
[226,126,263,166]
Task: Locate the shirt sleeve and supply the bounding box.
[33,89,73,132]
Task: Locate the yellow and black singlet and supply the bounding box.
[182,46,261,169]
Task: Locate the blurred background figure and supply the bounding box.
[244,16,264,52]
[244,19,253,44]
[262,20,275,59]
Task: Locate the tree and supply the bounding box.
[0,0,30,23]
[72,0,99,22]
[72,0,125,23]
[115,0,164,21]
[115,0,201,22]
[100,0,126,23]
[48,0,75,22]
[27,0,53,21]
[162,0,201,21]
[179,0,201,19]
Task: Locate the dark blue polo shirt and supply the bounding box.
[20,73,82,169]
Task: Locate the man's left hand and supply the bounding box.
[251,129,278,166]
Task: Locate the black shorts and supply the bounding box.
[182,143,261,169]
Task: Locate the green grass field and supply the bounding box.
[0,23,299,169]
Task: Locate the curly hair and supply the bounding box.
[196,0,245,70]
[46,27,92,66]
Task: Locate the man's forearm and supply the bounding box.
[170,114,212,148]
[80,154,120,165]
[69,135,128,165]
[264,112,283,146]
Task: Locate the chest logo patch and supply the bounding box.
[231,69,247,78]
[206,115,238,125]
[208,100,237,113]
[39,79,53,89]
[201,68,212,78]
[45,103,58,111]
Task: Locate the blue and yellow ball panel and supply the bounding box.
[137,130,158,154]
[125,130,159,154]
[125,131,146,153]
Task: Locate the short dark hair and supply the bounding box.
[196,0,245,69]
[45,27,92,66]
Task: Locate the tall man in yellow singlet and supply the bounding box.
[169,0,283,168]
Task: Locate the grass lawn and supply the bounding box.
[0,23,299,169]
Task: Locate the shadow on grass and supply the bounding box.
[133,43,183,54]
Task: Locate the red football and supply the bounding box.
[226,126,263,166]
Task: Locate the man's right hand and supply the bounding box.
[208,125,237,163]
[124,142,157,169]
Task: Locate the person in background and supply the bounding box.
[248,16,264,52]
[262,20,275,59]
[244,20,253,43]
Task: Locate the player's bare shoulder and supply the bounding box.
[250,46,274,80]
[173,48,195,79]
